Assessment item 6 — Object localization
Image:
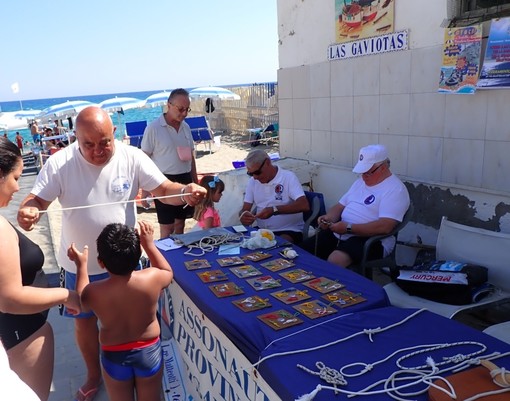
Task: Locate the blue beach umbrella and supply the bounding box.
[38,100,98,122]
[99,97,144,113]
[189,86,241,100]
[144,91,171,108]
[14,109,42,119]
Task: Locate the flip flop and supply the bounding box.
[75,382,101,401]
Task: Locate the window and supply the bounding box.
[450,0,510,26]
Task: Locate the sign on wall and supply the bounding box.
[438,25,482,94]
[478,17,510,89]
[328,30,408,60]
[335,0,395,43]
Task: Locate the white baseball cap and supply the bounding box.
[353,144,388,174]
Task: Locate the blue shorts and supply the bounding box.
[63,271,109,318]
[101,338,162,381]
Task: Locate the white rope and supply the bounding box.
[37,193,192,213]
[250,309,427,369]
[183,233,245,257]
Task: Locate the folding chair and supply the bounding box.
[302,191,326,241]
[125,120,147,148]
[185,116,214,154]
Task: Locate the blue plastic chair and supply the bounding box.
[302,191,326,240]
[125,120,147,148]
[185,116,214,153]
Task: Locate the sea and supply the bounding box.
[0,89,171,144]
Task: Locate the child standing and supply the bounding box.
[68,221,173,401]
[194,175,224,229]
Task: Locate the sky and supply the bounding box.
[0,0,278,102]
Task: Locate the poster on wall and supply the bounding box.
[438,25,482,94]
[478,17,510,88]
[335,0,395,43]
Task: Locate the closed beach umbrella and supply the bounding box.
[38,100,98,122]
[189,86,241,100]
[144,91,171,108]
[99,97,144,113]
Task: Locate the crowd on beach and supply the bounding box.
[0,88,409,401]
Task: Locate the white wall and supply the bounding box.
[275,0,510,235]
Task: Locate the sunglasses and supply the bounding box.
[247,158,267,177]
[363,162,385,176]
[169,102,191,113]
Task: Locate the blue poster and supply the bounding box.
[478,17,510,88]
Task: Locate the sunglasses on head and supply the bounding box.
[247,158,267,177]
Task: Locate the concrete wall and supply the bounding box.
[275,0,510,247]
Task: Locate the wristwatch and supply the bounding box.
[272,206,279,215]
[346,223,352,233]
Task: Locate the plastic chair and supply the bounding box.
[185,116,214,153]
[302,191,326,241]
[352,203,414,280]
[125,120,147,148]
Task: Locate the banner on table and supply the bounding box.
[478,17,510,88]
[168,281,281,401]
[438,24,482,94]
[335,0,395,44]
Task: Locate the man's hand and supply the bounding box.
[255,207,274,220]
[17,207,40,231]
[182,183,207,207]
[140,190,152,210]
[240,210,256,226]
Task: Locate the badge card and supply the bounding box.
[246,275,282,291]
[197,269,228,283]
[302,277,345,294]
[232,296,272,312]
[271,287,311,304]
[216,256,245,267]
[292,300,337,319]
[242,251,272,262]
[321,290,367,308]
[229,265,263,278]
[260,258,295,272]
[209,282,244,298]
[184,259,211,271]
[279,269,315,283]
[257,309,304,331]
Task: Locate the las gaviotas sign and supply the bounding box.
[328,30,408,60]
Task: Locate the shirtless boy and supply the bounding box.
[68,221,173,401]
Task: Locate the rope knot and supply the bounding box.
[447,353,466,363]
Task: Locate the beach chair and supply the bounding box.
[185,116,214,154]
[247,122,279,146]
[125,120,147,148]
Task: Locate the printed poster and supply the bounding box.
[335,0,395,43]
[478,17,510,88]
[439,25,483,94]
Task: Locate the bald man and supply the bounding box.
[17,106,206,400]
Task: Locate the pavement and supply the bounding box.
[0,154,110,401]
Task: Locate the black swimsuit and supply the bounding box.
[0,225,48,350]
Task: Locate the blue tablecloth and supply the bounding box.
[160,229,389,363]
[258,306,510,401]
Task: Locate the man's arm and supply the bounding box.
[239,202,256,226]
[150,181,206,207]
[256,195,310,220]
[329,217,398,237]
[17,194,52,231]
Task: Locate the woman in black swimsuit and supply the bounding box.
[0,137,81,401]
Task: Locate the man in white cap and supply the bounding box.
[298,144,410,268]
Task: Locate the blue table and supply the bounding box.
[161,230,389,363]
[258,306,510,401]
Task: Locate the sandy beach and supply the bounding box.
[46,132,279,249]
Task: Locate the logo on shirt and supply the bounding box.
[111,177,131,194]
[274,184,283,201]
[364,195,375,205]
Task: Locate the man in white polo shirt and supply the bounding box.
[239,149,310,244]
[298,144,410,268]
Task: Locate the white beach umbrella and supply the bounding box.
[144,91,171,108]
[38,100,98,122]
[189,86,241,100]
[14,109,42,119]
[99,97,144,113]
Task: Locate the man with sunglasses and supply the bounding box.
[141,88,198,238]
[298,144,409,268]
[239,149,310,243]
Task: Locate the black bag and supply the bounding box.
[394,260,488,305]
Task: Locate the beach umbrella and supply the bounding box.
[189,86,241,100]
[38,100,98,122]
[14,109,42,119]
[99,97,144,113]
[144,91,171,108]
